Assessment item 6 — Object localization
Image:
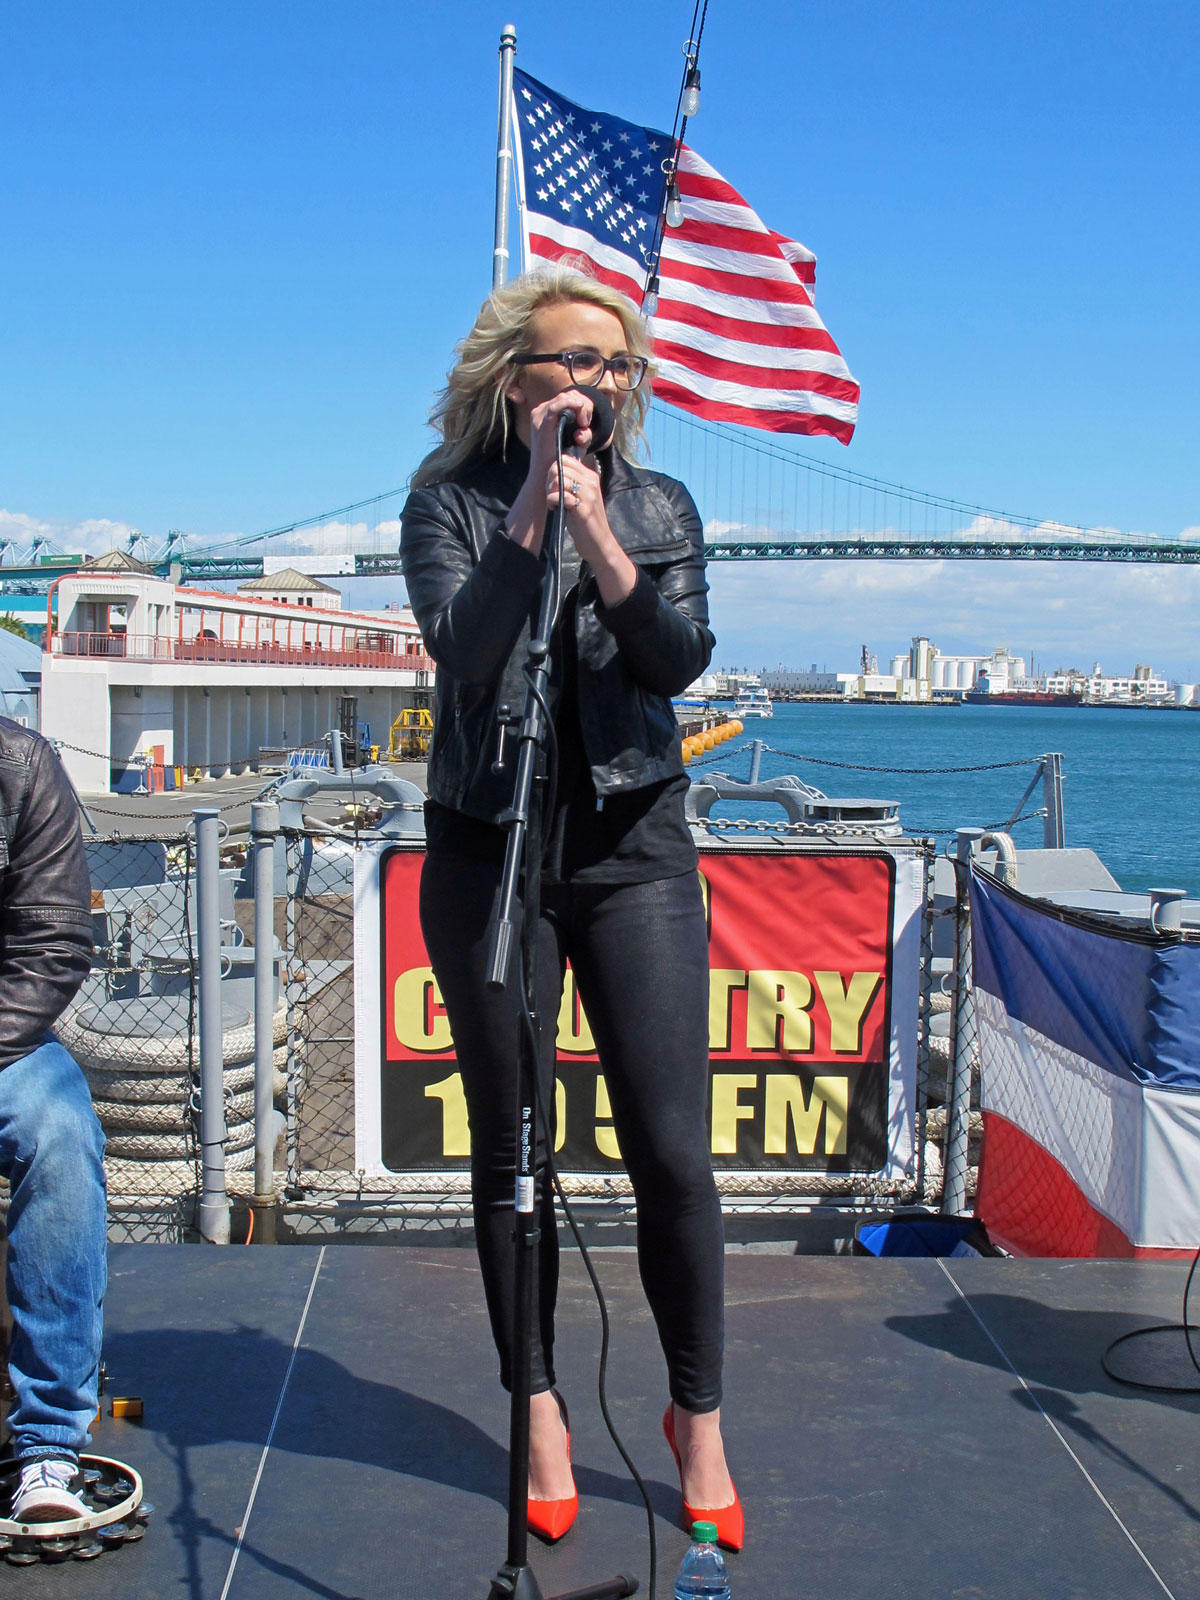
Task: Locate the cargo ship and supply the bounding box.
[965,668,1083,706]
[964,687,1084,706]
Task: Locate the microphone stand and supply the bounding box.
[484,417,638,1600]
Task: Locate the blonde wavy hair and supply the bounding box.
[411,261,653,489]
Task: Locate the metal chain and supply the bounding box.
[764,744,1045,776]
[683,739,756,768]
[50,737,148,768]
[908,807,1046,838]
[697,817,912,840]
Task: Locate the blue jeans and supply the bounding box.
[0,1039,107,1461]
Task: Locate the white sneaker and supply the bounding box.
[11,1457,89,1522]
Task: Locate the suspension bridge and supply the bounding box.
[4,407,1196,586]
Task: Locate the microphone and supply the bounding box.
[557,384,616,454]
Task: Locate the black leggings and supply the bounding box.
[419,856,724,1413]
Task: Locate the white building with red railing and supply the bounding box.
[42,553,432,793]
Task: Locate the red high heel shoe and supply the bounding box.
[662,1403,744,1553]
[527,1390,578,1543]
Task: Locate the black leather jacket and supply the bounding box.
[400,444,715,823]
[0,719,93,1071]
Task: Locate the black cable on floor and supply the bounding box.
[518,974,660,1600]
[1101,1243,1200,1393]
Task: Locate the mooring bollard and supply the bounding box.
[1148,887,1187,934]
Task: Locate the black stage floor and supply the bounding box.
[8,1244,1200,1598]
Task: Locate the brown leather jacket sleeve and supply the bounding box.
[0,738,93,1069]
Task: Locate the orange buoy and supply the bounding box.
[729,719,744,737]
[701,730,715,750]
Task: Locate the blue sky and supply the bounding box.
[4,1,1199,676]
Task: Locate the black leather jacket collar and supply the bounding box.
[400,446,715,824]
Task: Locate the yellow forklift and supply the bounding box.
[387,706,433,761]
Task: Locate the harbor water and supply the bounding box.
[701,702,1199,895]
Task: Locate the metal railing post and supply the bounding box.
[251,801,279,1243]
[1042,752,1065,848]
[283,832,303,1193]
[194,808,230,1243]
[943,827,984,1216]
[915,840,937,1204]
[748,738,764,783]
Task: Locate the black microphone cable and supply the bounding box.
[516,977,661,1600]
[1101,1240,1200,1393]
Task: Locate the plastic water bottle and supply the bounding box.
[674,1521,731,1599]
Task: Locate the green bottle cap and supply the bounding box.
[691,1521,718,1543]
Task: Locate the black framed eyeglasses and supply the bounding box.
[511,349,649,391]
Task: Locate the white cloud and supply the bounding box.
[707,559,1200,679]
[0,507,408,572]
[0,508,143,558]
[246,516,404,558]
[7,504,1197,681]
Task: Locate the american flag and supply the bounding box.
[511,69,859,444]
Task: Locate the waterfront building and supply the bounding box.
[838,670,928,702]
[1042,662,1172,703]
[41,556,432,793]
[683,668,767,699]
[759,666,840,694]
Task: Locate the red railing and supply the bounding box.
[51,632,431,672]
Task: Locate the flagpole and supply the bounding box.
[492,23,517,288]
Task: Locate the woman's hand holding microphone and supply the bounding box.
[505,388,636,606]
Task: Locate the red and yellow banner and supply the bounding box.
[354,845,923,1180]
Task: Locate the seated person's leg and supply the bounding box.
[0,1039,106,1521]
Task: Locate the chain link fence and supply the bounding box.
[273,825,947,1225]
[51,828,284,1240]
[29,735,1057,1240]
[45,819,960,1239]
[280,829,357,1192]
[65,834,202,1240]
